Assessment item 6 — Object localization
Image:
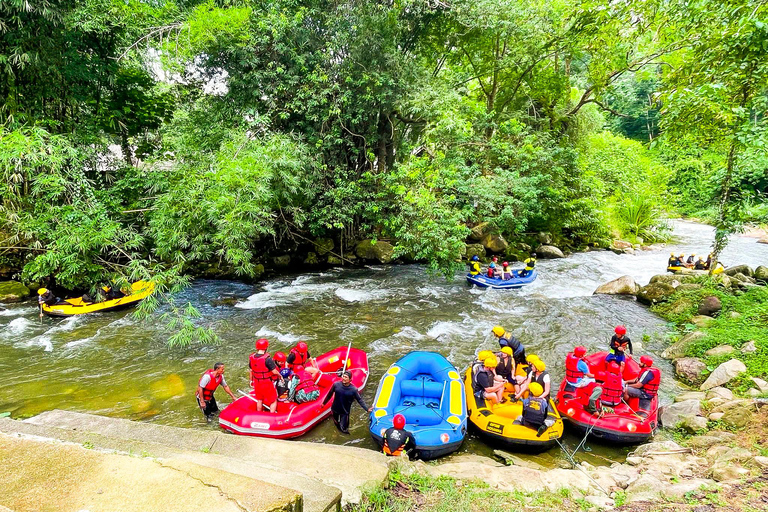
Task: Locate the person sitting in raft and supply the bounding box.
[494,346,515,386]
[491,326,527,366]
[276,368,292,401]
[686,254,697,268]
[606,325,632,375]
[694,257,707,270]
[273,351,287,370]
[623,356,660,411]
[587,362,623,414]
[469,255,482,276]
[519,253,536,277]
[564,345,595,392]
[512,382,555,436]
[516,357,550,399]
[705,253,713,270]
[487,256,499,278]
[196,362,237,421]
[500,261,513,280]
[287,341,320,378]
[37,288,61,307]
[585,370,606,414]
[249,338,283,413]
[667,252,679,267]
[382,413,417,458]
[473,357,505,405]
[677,253,686,267]
[103,285,125,300]
[289,365,321,404]
[322,370,372,434]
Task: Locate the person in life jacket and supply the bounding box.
[705,253,713,270]
[276,368,293,401]
[492,326,527,366]
[564,346,595,391]
[512,382,553,436]
[686,254,696,267]
[249,338,283,413]
[382,413,417,458]
[606,325,632,374]
[694,257,707,270]
[594,362,624,412]
[469,255,482,276]
[287,341,320,378]
[288,364,321,403]
[196,362,237,420]
[494,346,515,386]
[667,252,677,268]
[273,351,287,370]
[519,253,536,277]
[624,356,660,402]
[517,357,550,399]
[501,261,512,280]
[37,288,60,308]
[488,256,499,278]
[473,357,505,405]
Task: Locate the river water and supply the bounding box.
[1,221,766,464]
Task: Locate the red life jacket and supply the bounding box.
[565,353,585,383]
[601,373,623,406]
[641,367,661,397]
[295,371,319,393]
[200,369,222,401]
[288,347,309,369]
[250,352,276,381]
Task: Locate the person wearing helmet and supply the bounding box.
[249,338,282,413]
[516,358,550,400]
[519,253,536,277]
[705,253,713,270]
[512,382,554,435]
[694,256,707,270]
[487,256,499,278]
[491,326,527,366]
[276,368,293,401]
[667,252,678,268]
[273,351,288,370]
[473,357,505,405]
[589,362,624,414]
[289,365,321,404]
[685,253,696,268]
[468,255,482,276]
[382,413,417,458]
[494,346,515,385]
[564,346,594,391]
[624,356,661,405]
[606,325,632,374]
[501,261,512,280]
[287,341,319,378]
[102,285,125,300]
[323,370,372,433]
[37,288,60,308]
[196,362,237,421]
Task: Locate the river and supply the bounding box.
[1,220,766,464]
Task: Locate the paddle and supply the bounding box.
[341,341,353,375]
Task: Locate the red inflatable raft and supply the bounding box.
[555,351,659,444]
[219,346,369,438]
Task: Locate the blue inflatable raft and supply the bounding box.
[369,351,467,460]
[466,269,538,289]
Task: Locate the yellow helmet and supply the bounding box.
[533,359,546,372]
[670,252,675,256]
[492,326,505,337]
[102,286,110,292]
[484,357,498,368]
[500,347,513,356]
[528,382,544,397]
[526,354,540,363]
[477,350,494,362]
[679,253,684,257]
[37,288,48,295]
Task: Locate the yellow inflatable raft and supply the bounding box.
[667,265,723,274]
[464,364,563,452]
[41,281,155,317]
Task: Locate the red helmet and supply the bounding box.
[502,261,509,266]
[295,365,305,373]
[393,414,406,429]
[297,341,308,353]
[273,351,287,362]
[492,256,498,261]
[574,346,587,357]
[640,356,653,367]
[615,325,627,336]
[255,338,269,350]
[608,362,620,374]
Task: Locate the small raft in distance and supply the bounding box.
[466,269,538,289]
[40,281,155,317]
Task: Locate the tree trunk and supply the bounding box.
[121,128,134,166]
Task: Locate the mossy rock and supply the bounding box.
[304,252,319,265]
[464,243,486,260]
[314,238,334,256]
[0,281,31,303]
[355,239,394,263]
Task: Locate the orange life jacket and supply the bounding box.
[601,373,623,406]
[288,347,309,369]
[641,367,661,397]
[565,353,585,383]
[249,353,276,381]
[200,369,221,401]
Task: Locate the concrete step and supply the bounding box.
[24,410,389,506]
[0,430,299,512]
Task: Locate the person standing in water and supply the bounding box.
[196,362,237,421]
[322,370,372,434]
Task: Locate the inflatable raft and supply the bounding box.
[555,351,658,444]
[41,281,155,317]
[219,346,369,438]
[466,270,537,289]
[667,265,723,274]
[464,362,563,452]
[369,351,467,460]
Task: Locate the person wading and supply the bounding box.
[196,362,236,421]
[382,413,417,458]
[322,370,372,434]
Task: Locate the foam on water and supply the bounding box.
[334,287,390,302]
[0,307,28,317]
[254,327,307,343]
[3,317,34,336]
[64,327,103,349]
[236,280,338,309]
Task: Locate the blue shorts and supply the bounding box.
[605,353,625,364]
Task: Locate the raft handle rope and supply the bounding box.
[554,409,610,496]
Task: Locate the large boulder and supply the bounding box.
[536,245,565,259]
[314,238,334,256]
[697,295,722,316]
[481,233,508,253]
[680,415,709,433]
[690,315,716,329]
[719,401,755,429]
[355,239,394,263]
[755,266,768,283]
[751,377,768,393]
[0,281,31,303]
[611,239,633,250]
[464,243,486,260]
[636,282,676,305]
[536,232,553,245]
[303,252,319,266]
[470,222,493,241]
[659,400,702,428]
[593,275,640,296]
[704,345,735,357]
[272,255,291,268]
[723,264,754,277]
[674,358,707,385]
[674,391,706,402]
[706,387,734,401]
[700,358,747,390]
[662,331,706,359]
[741,340,757,353]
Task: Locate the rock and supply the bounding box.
[751,377,768,393]
[272,255,291,268]
[611,239,633,250]
[707,397,726,408]
[719,402,754,429]
[664,479,718,499]
[536,232,553,245]
[711,463,750,482]
[313,238,334,256]
[721,447,753,462]
[675,391,706,402]
[698,295,722,316]
[481,233,508,253]
[710,399,752,414]
[759,238,768,244]
[0,281,31,303]
[584,495,614,510]
[680,415,709,433]
[677,283,702,292]
[706,445,730,461]
[748,388,762,397]
[706,387,734,401]
[492,450,546,470]
[304,252,319,265]
[741,340,757,353]
[327,255,343,265]
[536,245,564,259]
[724,264,754,277]
[688,434,725,448]
[730,311,742,318]
[470,222,493,241]
[754,266,768,282]
[210,297,240,307]
[625,456,642,466]
[732,272,756,284]
[690,315,716,329]
[754,456,768,468]
[355,239,394,263]
[593,275,640,296]
[708,412,724,421]
[663,331,706,359]
[674,358,707,384]
[464,243,486,260]
[659,401,701,428]
[625,474,663,503]
[636,282,676,305]
[700,359,747,390]
[705,345,735,357]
